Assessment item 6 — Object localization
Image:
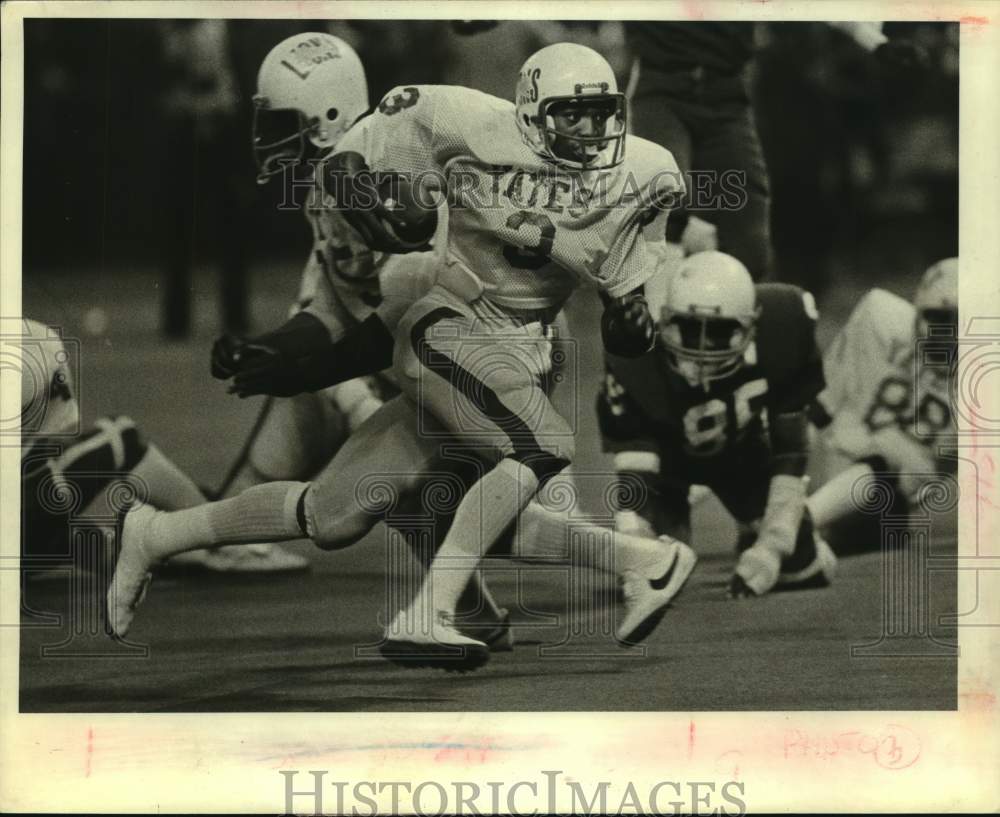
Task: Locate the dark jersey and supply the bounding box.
[601,284,824,458]
[624,22,756,76]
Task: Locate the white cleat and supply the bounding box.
[166,543,309,573]
[616,538,698,646]
[468,608,514,652]
[380,609,490,672]
[106,503,158,639]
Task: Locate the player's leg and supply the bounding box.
[692,102,773,282]
[108,396,417,637]
[807,460,878,529]
[22,417,153,567]
[192,389,352,573]
[611,450,694,544]
[710,435,836,596]
[510,499,697,645]
[383,289,573,665]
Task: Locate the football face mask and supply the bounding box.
[252,99,319,184]
[661,314,753,389]
[542,96,626,170]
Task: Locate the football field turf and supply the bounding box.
[19,263,958,712]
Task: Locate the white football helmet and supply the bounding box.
[660,251,760,390]
[914,256,958,367]
[253,33,369,184]
[515,43,626,171]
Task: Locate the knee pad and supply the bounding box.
[302,483,378,552]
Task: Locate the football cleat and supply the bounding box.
[477,608,515,653]
[106,502,158,638]
[616,538,697,646]
[777,534,838,590]
[380,609,490,672]
[165,543,309,574]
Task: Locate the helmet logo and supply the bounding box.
[574,81,609,94]
[281,37,341,80]
[517,67,541,105]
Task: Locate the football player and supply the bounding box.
[212,32,515,637]
[326,42,696,663]
[109,43,698,670]
[18,319,219,590]
[806,258,958,527]
[600,251,838,597]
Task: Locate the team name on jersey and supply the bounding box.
[450,163,670,220]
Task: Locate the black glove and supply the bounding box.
[601,296,656,358]
[229,342,308,398]
[210,333,244,380]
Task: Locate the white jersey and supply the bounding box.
[18,319,79,442]
[297,176,443,335]
[337,84,683,311]
[816,288,954,462]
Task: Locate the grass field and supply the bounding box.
[19,260,958,712]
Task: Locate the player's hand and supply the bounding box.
[729,542,783,598]
[323,150,437,254]
[210,333,245,380]
[228,342,305,399]
[601,296,655,358]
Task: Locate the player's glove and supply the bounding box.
[212,312,334,398]
[596,371,648,442]
[323,150,438,255]
[211,333,244,380]
[228,341,311,398]
[729,475,806,598]
[601,294,655,358]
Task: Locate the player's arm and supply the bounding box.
[212,309,397,398]
[320,87,444,255]
[757,290,826,553]
[597,167,685,358]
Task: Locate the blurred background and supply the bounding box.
[21,18,959,486]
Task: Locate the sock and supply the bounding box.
[514,501,675,577]
[143,481,309,562]
[409,458,538,617]
[130,444,207,510]
[807,462,874,529]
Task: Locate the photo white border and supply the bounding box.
[1,1,998,812]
